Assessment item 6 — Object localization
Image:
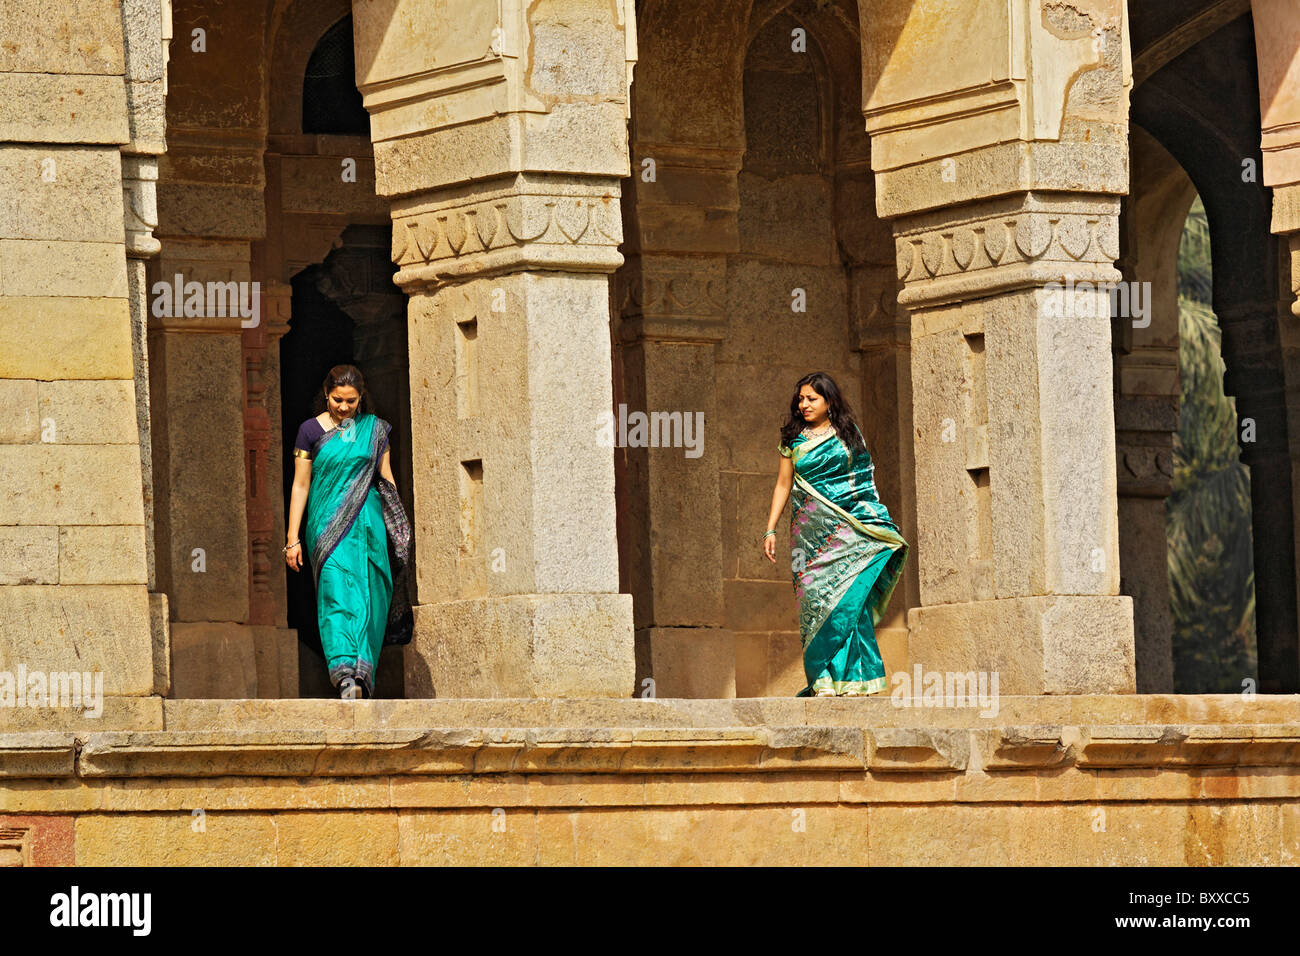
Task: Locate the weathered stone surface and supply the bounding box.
[0,73,129,145]
[277,810,400,865]
[0,297,134,379]
[0,733,76,777]
[0,585,152,696]
[149,331,249,623]
[407,593,635,698]
[251,626,299,699]
[908,596,1135,695]
[0,146,126,242]
[0,239,128,298]
[0,379,39,443]
[58,525,147,585]
[37,380,138,445]
[169,623,260,699]
[0,445,146,525]
[0,526,59,585]
[75,812,276,866]
[634,627,735,698]
[0,0,126,75]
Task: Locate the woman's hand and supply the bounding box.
[763,532,776,563]
[285,542,303,572]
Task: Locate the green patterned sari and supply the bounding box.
[780,425,908,697]
[304,413,412,696]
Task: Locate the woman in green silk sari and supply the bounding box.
[763,372,908,697]
[285,365,412,699]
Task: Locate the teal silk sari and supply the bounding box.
[780,425,908,697]
[304,413,412,695]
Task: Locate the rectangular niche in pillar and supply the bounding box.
[456,315,480,419]
[963,330,993,600]
[458,458,486,598]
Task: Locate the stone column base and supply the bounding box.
[405,594,635,698]
[907,596,1135,694]
[876,625,910,682]
[635,628,736,698]
[169,623,299,699]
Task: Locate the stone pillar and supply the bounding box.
[848,261,916,676]
[1108,127,1193,693]
[122,0,174,694]
[1251,0,1300,690]
[353,0,637,697]
[0,0,154,711]
[616,143,740,698]
[860,0,1136,693]
[150,0,272,694]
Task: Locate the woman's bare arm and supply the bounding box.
[286,456,312,571]
[763,454,795,563]
[378,448,396,486]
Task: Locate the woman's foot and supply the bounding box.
[338,677,361,700]
[813,687,836,698]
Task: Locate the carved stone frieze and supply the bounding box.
[893,192,1122,309]
[1115,441,1176,499]
[615,255,727,344]
[390,174,625,290]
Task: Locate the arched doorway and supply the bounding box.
[280,227,412,698]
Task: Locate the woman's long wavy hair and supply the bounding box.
[779,371,866,456]
[313,364,372,416]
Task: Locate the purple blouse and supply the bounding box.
[293,415,390,460]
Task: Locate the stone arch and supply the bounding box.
[616,0,911,697]
[1131,10,1297,691]
[267,0,355,136]
[250,0,404,692]
[1114,122,1199,693]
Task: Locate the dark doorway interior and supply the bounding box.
[280,227,411,697]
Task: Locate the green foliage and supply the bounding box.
[1165,196,1257,691]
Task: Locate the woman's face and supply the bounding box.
[798,385,829,423]
[327,385,360,420]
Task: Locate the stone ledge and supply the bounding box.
[5,719,1300,782]
[984,724,1300,770]
[71,726,871,778]
[155,693,1300,731]
[0,733,76,778]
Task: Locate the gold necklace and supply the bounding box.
[804,421,833,436]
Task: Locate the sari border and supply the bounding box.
[792,470,907,549]
[308,415,384,592]
[789,428,839,465]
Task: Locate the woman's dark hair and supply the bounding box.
[779,371,867,455]
[314,364,371,415]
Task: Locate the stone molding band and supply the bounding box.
[390,173,625,290]
[893,191,1123,309]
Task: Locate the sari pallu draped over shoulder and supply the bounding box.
[780,425,908,697]
[304,414,414,689]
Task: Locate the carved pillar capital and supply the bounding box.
[389,173,625,291]
[893,192,1122,310]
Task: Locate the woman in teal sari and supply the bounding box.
[763,372,908,697]
[285,365,412,699]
